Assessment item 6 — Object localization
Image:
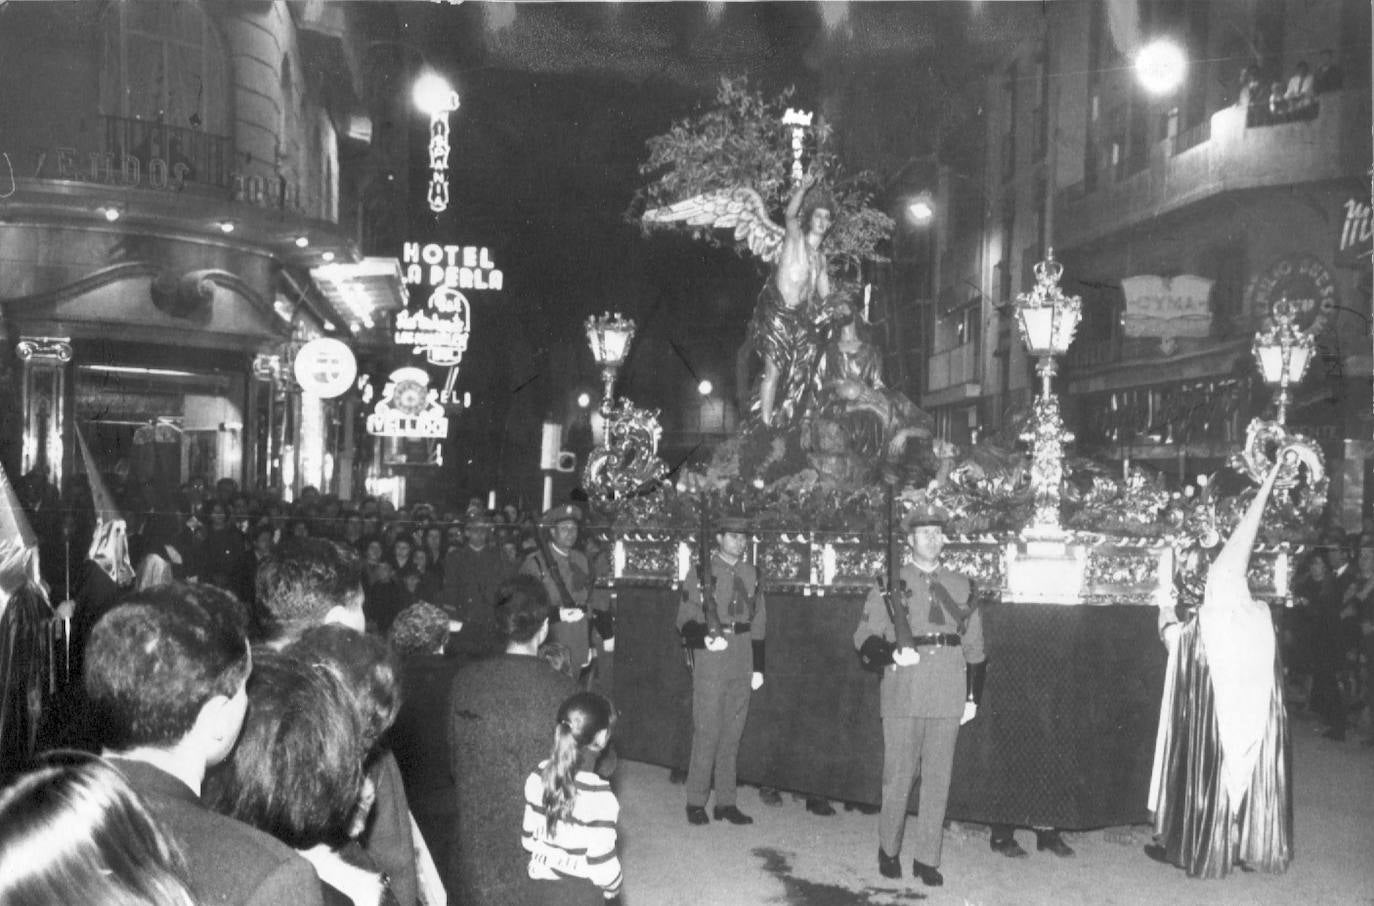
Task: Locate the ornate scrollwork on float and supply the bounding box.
[1232,417,1327,515]
[582,398,669,501]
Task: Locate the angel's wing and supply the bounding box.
[642,187,785,263]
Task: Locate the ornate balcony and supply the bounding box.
[1055,88,1371,250]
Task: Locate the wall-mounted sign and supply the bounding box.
[395,243,503,390]
[400,243,503,291]
[1245,253,1337,332]
[5,145,300,211]
[293,338,357,399]
[427,91,461,214]
[1121,274,1213,338]
[394,286,470,367]
[365,367,449,439]
[1336,195,1372,268]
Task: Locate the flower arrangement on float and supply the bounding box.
[591,81,1327,606]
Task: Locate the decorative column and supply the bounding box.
[16,336,73,488]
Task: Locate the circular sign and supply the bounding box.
[1246,254,1338,333]
[293,338,357,399]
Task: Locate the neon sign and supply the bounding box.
[401,243,503,291]
[427,91,461,213]
[394,286,470,367]
[365,367,449,439]
[396,243,503,394]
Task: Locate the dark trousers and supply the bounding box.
[686,670,751,809]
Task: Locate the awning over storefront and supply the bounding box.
[308,257,406,331]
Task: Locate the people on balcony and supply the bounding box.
[1313,49,1344,94]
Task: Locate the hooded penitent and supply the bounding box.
[0,459,54,780]
[75,429,134,588]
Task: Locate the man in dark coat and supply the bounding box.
[83,582,324,906]
[441,511,514,657]
[447,574,578,905]
[385,602,463,894]
[257,538,419,906]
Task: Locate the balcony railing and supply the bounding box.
[1054,88,1370,249]
[102,115,233,190]
[1171,118,1210,156]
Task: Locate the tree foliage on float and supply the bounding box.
[631,76,894,269]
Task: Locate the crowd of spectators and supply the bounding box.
[1,468,625,906]
[1238,51,1343,128]
[1286,528,1374,746]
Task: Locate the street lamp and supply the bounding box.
[1135,38,1187,95]
[906,191,935,226]
[581,312,667,500]
[1252,297,1314,426]
[412,71,458,117]
[1014,249,1082,536]
[584,312,637,416]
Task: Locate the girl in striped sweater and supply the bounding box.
[522,692,623,905]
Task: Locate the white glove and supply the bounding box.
[704,634,729,652]
[559,607,586,623]
[1161,621,1180,656]
[448,620,464,634]
[750,671,764,691]
[603,637,615,653]
[53,600,76,621]
[960,701,978,726]
[891,646,921,667]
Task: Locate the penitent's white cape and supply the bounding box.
[1197,539,1278,810]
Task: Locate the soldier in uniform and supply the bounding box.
[854,501,986,887]
[677,516,766,826]
[520,504,612,682]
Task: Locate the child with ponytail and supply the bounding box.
[521,691,623,905]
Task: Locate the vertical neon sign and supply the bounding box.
[427,90,461,213]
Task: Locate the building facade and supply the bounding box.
[920,0,1371,522]
[0,1,405,507]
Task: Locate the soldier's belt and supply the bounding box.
[720,621,751,634]
[908,632,961,647]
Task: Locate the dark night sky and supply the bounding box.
[373,1,1040,494]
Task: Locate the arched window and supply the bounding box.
[100,2,229,136]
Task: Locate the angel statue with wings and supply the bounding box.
[645,169,847,429]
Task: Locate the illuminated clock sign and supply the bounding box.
[365,367,449,439]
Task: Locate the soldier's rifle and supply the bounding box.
[871,482,917,667]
